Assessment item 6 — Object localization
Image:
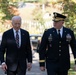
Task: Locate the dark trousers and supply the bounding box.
[47,69,68,75]
[7,64,26,75]
[46,61,68,75]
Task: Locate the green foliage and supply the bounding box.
[24,0,38,3]
[0,24,8,33]
[68,61,76,75]
[0,0,14,20]
[38,0,46,4]
[61,1,76,32]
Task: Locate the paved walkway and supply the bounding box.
[0,52,47,75]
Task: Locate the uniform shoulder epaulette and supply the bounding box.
[39,60,45,62]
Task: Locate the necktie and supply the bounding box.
[16,31,19,48]
[58,30,61,39]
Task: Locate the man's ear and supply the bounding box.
[62,21,64,24]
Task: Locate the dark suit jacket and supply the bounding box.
[39,27,76,70]
[0,28,32,71]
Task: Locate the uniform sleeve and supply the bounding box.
[70,31,76,64]
[39,30,47,67]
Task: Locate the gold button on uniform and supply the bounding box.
[59,50,61,51]
[59,41,61,43]
[59,54,61,56]
[59,46,61,47]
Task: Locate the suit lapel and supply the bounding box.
[11,29,16,41]
[20,29,25,47]
[53,28,58,38]
[10,29,17,47]
[62,27,67,39]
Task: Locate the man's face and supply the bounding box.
[53,21,64,29]
[12,19,21,31]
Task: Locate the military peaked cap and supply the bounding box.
[53,12,66,22]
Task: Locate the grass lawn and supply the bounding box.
[68,61,76,75]
[68,70,76,75]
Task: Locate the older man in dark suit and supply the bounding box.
[0,16,32,75]
[39,12,76,75]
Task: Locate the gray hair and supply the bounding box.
[12,16,21,22]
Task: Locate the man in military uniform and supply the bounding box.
[39,12,76,75]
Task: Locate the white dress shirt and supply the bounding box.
[57,27,63,38]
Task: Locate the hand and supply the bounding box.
[40,66,45,71]
[27,63,32,71]
[1,63,7,71]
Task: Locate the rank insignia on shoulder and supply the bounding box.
[39,60,45,62]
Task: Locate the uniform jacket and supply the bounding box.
[39,27,76,70]
[0,28,32,71]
